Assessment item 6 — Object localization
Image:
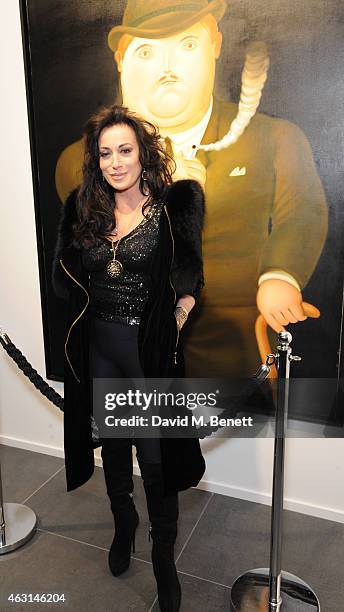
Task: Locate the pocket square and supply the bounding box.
[229,166,246,176]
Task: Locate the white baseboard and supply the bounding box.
[0,435,65,458]
[1,437,343,524]
[192,478,344,524]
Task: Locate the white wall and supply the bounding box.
[1,1,343,523]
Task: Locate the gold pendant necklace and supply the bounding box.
[106,237,123,278]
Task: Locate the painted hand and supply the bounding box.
[256,279,307,333]
[172,152,207,188]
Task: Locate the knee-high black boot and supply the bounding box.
[140,462,181,612]
[107,492,139,576]
[101,439,139,577]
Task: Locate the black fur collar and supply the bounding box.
[55,179,204,252]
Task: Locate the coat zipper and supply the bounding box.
[59,258,90,383]
[163,206,179,364]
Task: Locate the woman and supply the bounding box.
[52,105,205,612]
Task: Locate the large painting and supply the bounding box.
[20,0,344,425]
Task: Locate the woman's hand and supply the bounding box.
[174,295,195,330]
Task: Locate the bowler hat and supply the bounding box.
[108,0,227,52]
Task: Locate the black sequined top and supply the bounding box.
[82,200,163,324]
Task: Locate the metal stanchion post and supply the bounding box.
[0,459,37,554]
[230,331,320,611]
[0,332,37,554]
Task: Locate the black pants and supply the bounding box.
[89,316,162,496]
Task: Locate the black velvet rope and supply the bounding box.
[194,374,271,439]
[0,334,64,411]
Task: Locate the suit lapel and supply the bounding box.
[196,97,237,167]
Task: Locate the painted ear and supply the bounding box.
[214,31,222,59]
[115,50,123,72]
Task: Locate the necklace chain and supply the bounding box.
[109,195,149,242]
[106,195,149,278]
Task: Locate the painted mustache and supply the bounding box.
[158,73,180,85]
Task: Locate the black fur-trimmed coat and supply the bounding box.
[52,179,206,494]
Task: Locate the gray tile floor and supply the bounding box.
[0,444,343,611]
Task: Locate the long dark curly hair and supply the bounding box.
[73,105,175,248]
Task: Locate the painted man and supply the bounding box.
[55,0,328,377]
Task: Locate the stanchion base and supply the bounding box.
[230,568,320,611]
[0,503,37,554]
